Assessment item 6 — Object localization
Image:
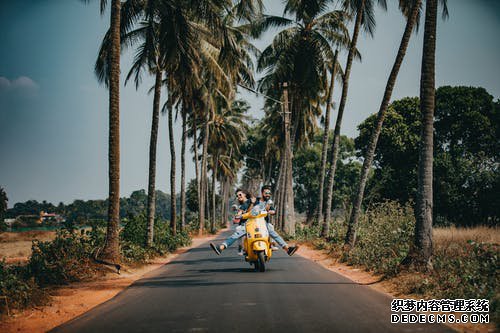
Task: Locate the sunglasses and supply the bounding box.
[236,193,244,197]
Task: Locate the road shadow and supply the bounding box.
[131,278,360,288]
[167,256,242,265]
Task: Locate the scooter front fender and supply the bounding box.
[252,240,267,252]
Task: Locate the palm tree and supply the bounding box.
[403,0,448,270]
[316,49,344,224]
[84,0,124,262]
[253,0,350,234]
[191,0,260,233]
[208,99,249,231]
[0,187,7,220]
[345,0,422,249]
[154,0,231,235]
[322,0,386,238]
[167,92,177,235]
[180,106,187,230]
[119,10,166,247]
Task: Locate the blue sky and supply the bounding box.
[0,0,499,206]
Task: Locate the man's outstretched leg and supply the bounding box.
[267,223,299,256]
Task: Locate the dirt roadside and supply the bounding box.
[0,232,494,333]
[296,243,496,333]
[0,230,225,333]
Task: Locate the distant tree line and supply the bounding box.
[5,189,181,224]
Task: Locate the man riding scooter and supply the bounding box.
[256,185,296,252]
[210,187,299,256]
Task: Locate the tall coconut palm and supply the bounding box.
[84,0,124,262]
[204,98,249,231]
[103,0,121,261]
[321,0,386,238]
[156,0,231,235]
[119,12,166,246]
[0,187,7,220]
[345,0,422,248]
[403,0,448,270]
[315,49,345,224]
[192,1,260,233]
[254,0,351,234]
[180,106,187,230]
[167,92,177,235]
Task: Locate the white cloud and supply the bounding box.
[0,76,39,94]
[0,77,11,89]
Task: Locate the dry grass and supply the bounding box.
[433,226,499,247]
[0,231,56,262]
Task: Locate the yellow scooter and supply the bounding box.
[241,207,272,272]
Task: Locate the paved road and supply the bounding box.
[52,230,454,333]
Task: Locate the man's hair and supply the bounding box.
[261,185,272,192]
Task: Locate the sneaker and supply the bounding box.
[271,245,279,251]
[210,242,222,255]
[287,245,299,256]
[238,250,244,256]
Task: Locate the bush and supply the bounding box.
[153,220,191,252]
[295,223,322,242]
[1,214,193,313]
[120,214,191,261]
[345,201,415,276]
[28,229,99,286]
[0,261,46,312]
[432,241,499,325]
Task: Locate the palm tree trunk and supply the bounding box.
[345,0,422,248]
[322,2,364,238]
[192,109,200,215]
[219,176,226,227]
[274,158,284,230]
[316,50,338,224]
[282,83,295,235]
[266,159,273,185]
[404,0,437,270]
[146,70,163,246]
[199,109,210,235]
[206,171,210,224]
[180,105,187,231]
[223,179,231,228]
[211,155,218,233]
[101,0,121,262]
[168,94,177,235]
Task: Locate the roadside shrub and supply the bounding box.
[121,214,191,261]
[154,220,191,252]
[345,201,415,276]
[27,229,98,286]
[120,241,156,263]
[432,240,499,324]
[86,218,106,249]
[121,214,148,246]
[0,261,46,312]
[295,223,322,242]
[185,216,212,236]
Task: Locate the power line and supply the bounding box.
[238,83,283,105]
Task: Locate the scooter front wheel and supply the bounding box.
[257,251,266,272]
